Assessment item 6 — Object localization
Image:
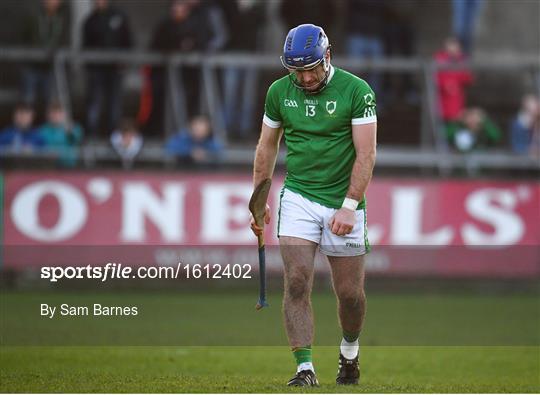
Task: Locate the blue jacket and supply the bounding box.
[510,117,533,154]
[165,130,222,159]
[0,126,45,152]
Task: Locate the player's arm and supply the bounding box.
[346,122,377,201]
[251,122,283,235]
[253,122,282,188]
[329,122,377,236]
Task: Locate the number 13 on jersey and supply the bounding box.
[305,105,316,117]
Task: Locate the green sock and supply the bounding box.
[292,345,312,365]
[343,330,360,343]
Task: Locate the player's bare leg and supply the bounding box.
[280,236,317,346]
[328,254,366,384]
[279,236,319,386]
[329,255,366,335]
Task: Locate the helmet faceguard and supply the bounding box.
[281,24,332,94]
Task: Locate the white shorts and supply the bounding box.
[277,188,370,256]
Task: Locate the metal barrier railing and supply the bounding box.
[0,47,539,173]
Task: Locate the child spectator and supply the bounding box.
[445,107,501,153]
[434,37,473,122]
[165,115,222,165]
[110,119,143,169]
[0,103,44,153]
[510,94,540,155]
[39,101,83,167]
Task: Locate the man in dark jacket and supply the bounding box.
[344,0,389,107]
[219,0,265,139]
[20,0,68,108]
[83,0,132,138]
[144,0,224,136]
[279,0,335,30]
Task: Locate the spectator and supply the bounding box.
[39,101,83,167]
[343,0,389,108]
[279,0,335,30]
[510,94,540,155]
[0,103,44,153]
[83,0,132,138]
[434,37,473,122]
[202,0,229,53]
[20,0,68,107]
[452,0,484,55]
[219,0,265,139]
[530,123,540,160]
[445,107,501,153]
[165,115,222,165]
[110,118,143,169]
[383,1,418,104]
[143,0,225,135]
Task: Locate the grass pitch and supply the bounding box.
[0,290,538,392]
[1,346,538,393]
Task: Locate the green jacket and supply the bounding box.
[39,123,83,167]
[445,118,501,152]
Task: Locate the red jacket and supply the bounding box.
[434,51,473,121]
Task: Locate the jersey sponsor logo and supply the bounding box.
[284,99,299,108]
[326,100,337,114]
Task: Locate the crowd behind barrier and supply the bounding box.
[0,0,539,176]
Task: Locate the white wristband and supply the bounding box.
[342,197,359,211]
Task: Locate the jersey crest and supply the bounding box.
[326,100,337,114]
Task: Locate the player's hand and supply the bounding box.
[250,204,271,236]
[329,207,356,236]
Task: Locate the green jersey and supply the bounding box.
[263,66,376,209]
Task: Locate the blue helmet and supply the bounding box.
[281,24,331,93]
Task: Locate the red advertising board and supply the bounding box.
[2,172,539,278]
